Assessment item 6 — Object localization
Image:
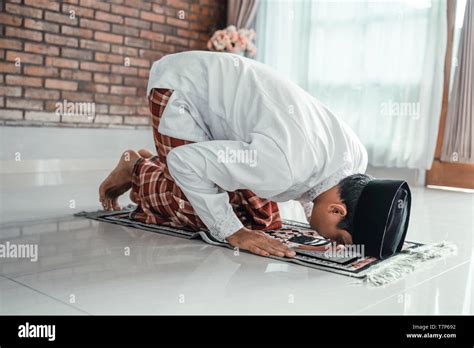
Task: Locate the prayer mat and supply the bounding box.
[75,205,456,286]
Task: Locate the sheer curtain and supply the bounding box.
[256,0,447,170]
[441,0,472,164]
[227,0,260,28]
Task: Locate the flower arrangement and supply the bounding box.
[207,25,257,57]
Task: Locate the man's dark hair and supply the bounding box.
[337,173,374,235]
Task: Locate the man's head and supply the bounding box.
[309,173,373,244]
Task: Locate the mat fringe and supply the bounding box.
[362,241,457,287]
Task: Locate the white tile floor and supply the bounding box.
[0,170,473,315]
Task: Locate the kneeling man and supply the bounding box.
[99,51,372,258]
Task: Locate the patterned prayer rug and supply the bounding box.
[75,206,456,286]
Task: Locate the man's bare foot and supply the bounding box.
[99,149,141,211]
[129,190,139,204]
[138,149,154,158]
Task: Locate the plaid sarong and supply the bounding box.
[130,88,282,232]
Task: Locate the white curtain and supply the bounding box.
[441,0,472,164]
[256,0,447,170]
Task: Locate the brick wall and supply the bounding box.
[0,0,226,128]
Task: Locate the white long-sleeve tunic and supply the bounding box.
[147,51,368,242]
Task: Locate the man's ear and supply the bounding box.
[328,203,347,217]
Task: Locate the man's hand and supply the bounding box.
[226,227,296,258]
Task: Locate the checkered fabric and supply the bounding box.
[130,88,282,233]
